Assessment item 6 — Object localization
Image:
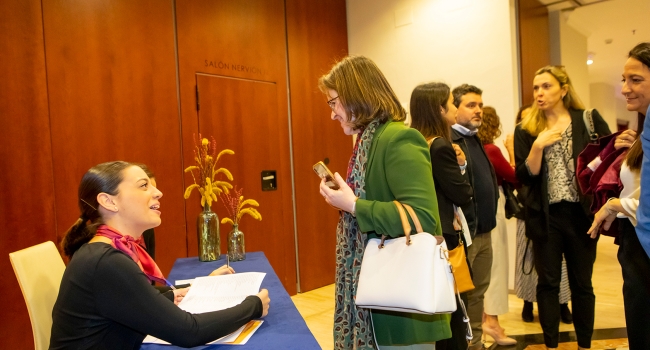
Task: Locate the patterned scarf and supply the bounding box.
[334,119,380,350]
[95,225,168,285]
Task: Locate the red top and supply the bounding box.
[484,143,518,186]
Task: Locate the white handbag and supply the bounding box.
[355,201,457,314]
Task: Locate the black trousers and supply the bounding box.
[618,218,650,350]
[533,201,597,348]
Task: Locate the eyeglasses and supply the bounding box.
[327,96,339,110]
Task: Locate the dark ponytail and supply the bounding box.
[61,161,133,257]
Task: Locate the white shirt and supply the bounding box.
[618,161,641,226]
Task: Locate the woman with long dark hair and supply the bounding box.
[514,66,610,350]
[587,42,650,349]
[50,161,270,349]
[410,82,473,350]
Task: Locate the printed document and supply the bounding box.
[143,272,266,345]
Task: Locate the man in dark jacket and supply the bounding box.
[451,84,498,349]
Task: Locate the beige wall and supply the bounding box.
[590,82,638,131]
[347,0,520,290]
[346,0,520,133]
[549,10,591,108]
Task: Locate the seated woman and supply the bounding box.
[50,161,270,349]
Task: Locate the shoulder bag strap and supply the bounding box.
[583,109,598,143]
[426,136,440,146]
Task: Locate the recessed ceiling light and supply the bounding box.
[587,59,594,65]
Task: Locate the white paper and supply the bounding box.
[142,272,266,344]
[178,272,266,313]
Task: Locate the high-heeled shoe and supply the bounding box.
[482,324,517,346]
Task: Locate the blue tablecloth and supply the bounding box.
[141,252,320,350]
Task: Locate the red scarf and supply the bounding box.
[95,225,167,285]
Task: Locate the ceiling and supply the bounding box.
[558,0,650,90]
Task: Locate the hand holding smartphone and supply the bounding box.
[313,161,340,190]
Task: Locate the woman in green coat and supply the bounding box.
[318,55,451,349]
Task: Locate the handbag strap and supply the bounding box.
[402,202,444,245]
[379,201,443,248]
[583,109,599,143]
[522,238,535,275]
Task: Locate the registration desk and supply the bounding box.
[141,252,320,350]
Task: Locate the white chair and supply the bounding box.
[9,241,66,350]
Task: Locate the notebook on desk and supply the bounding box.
[143,272,266,345]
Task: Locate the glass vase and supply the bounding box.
[197,204,220,262]
[228,224,246,261]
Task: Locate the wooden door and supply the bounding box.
[175,0,297,294]
[196,73,296,291]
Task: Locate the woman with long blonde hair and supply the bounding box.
[514,66,610,350]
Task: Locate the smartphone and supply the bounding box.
[313,161,340,190]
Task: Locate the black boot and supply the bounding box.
[560,303,573,324]
[522,301,534,322]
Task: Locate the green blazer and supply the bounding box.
[355,121,451,345]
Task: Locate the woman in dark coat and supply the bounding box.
[410,82,473,350]
[514,66,610,350]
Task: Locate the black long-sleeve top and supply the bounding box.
[451,129,499,237]
[430,138,474,248]
[49,243,262,350]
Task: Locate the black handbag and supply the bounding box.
[502,181,522,219]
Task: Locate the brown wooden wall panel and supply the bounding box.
[285,0,350,292]
[175,0,297,294]
[518,0,550,105]
[42,0,185,275]
[0,1,55,347]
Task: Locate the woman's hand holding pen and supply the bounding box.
[209,264,235,276]
[173,288,189,305]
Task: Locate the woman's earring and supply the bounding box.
[114,206,118,212]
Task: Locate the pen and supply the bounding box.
[165,279,176,290]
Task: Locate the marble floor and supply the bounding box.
[291,236,628,350]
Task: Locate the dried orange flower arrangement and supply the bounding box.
[183,135,234,208]
[220,186,262,226]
